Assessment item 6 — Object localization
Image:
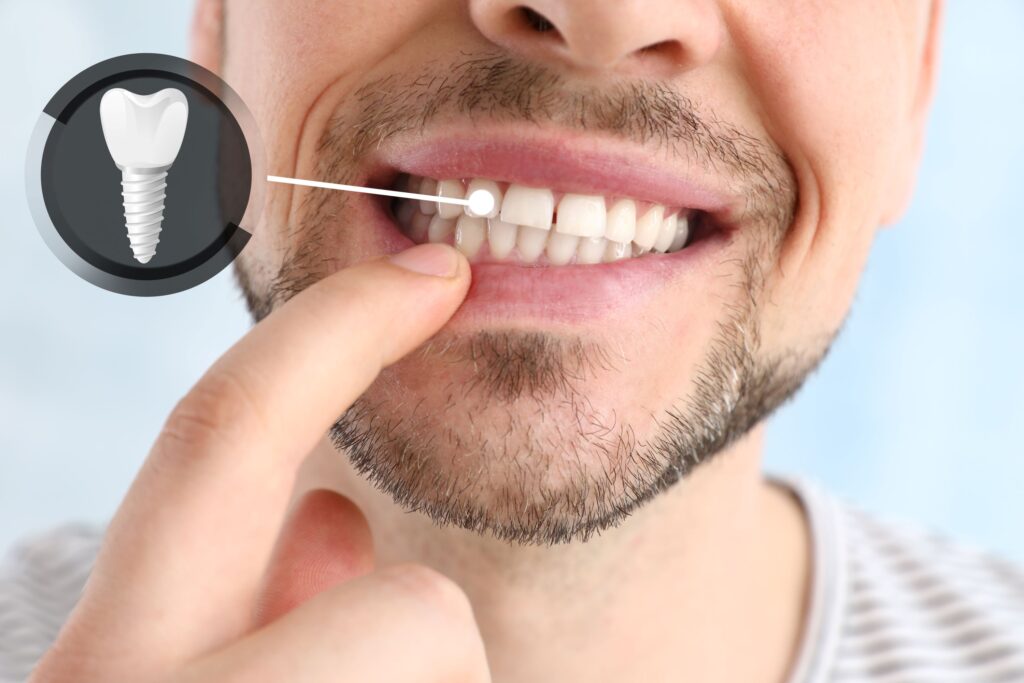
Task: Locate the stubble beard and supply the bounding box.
[236,52,829,545]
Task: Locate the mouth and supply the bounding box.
[344,133,746,322]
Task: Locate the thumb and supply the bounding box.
[254,489,375,628]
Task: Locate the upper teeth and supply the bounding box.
[397,176,692,265]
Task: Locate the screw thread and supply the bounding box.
[120,166,170,264]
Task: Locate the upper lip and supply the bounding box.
[361,124,741,223]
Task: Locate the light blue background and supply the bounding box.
[1,2,1021,560]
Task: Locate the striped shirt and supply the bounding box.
[1,479,1023,682]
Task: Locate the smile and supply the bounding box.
[342,133,746,321]
[391,175,704,266]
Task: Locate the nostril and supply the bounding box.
[518,6,559,36]
[638,39,687,64]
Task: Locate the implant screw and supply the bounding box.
[119,165,170,264]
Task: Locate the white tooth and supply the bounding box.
[668,214,690,252]
[419,178,438,215]
[555,194,605,237]
[653,213,677,252]
[605,199,637,243]
[604,240,630,263]
[577,236,607,265]
[410,211,432,242]
[488,218,518,259]
[436,179,464,219]
[633,205,664,251]
[546,230,579,265]
[500,184,554,231]
[428,214,455,242]
[455,215,487,258]
[465,179,502,218]
[517,225,549,262]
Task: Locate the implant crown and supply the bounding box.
[100,88,188,169]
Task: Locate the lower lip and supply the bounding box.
[456,241,722,325]
[360,196,728,326]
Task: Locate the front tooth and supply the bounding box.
[546,230,579,265]
[500,184,554,231]
[465,179,502,218]
[555,194,605,237]
[517,225,549,262]
[604,240,630,263]
[633,205,664,251]
[419,178,438,215]
[436,179,464,219]
[653,212,677,252]
[428,214,455,242]
[577,237,607,264]
[668,215,690,252]
[455,215,487,258]
[605,199,637,243]
[488,218,518,259]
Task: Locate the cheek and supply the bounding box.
[726,1,912,348]
[224,0,460,277]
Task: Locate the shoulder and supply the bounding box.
[791,479,1024,683]
[0,524,103,683]
[835,505,1024,681]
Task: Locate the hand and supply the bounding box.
[30,244,491,683]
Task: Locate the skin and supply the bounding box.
[33,1,942,682]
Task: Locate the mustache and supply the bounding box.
[245,52,799,321]
[316,51,796,229]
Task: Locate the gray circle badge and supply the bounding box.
[26,53,264,296]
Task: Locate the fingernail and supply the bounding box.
[388,243,461,278]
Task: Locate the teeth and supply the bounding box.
[653,213,678,253]
[398,174,701,264]
[668,215,690,252]
[605,199,637,243]
[546,230,580,265]
[633,206,663,252]
[488,218,518,259]
[604,240,631,263]
[419,178,438,215]
[517,225,549,262]
[455,215,487,258]
[410,211,431,243]
[501,184,554,231]
[428,214,455,242]
[436,179,464,219]
[577,236,607,265]
[555,194,606,237]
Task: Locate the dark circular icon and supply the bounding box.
[26,53,264,296]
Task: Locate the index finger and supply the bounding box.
[65,244,469,665]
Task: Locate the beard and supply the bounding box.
[237,51,828,545]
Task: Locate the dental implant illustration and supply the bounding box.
[99,88,189,264]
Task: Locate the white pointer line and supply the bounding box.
[267,175,471,207]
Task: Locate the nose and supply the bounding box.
[469,0,723,76]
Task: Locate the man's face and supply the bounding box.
[216,0,937,544]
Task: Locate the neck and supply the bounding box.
[294,424,810,683]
